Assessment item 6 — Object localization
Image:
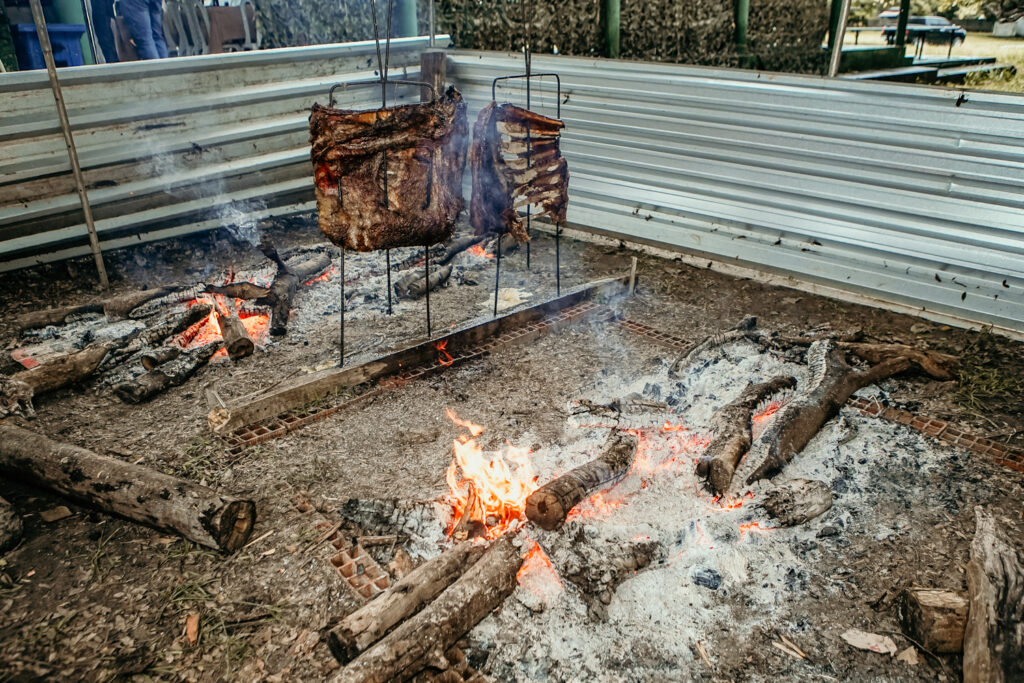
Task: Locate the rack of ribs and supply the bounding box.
[469,102,568,244]
[309,86,469,251]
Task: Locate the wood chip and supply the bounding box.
[185,613,199,646]
[841,628,898,655]
[896,646,920,665]
[39,506,73,523]
[695,641,713,669]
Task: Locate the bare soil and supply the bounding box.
[1,215,1021,682]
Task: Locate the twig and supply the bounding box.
[695,641,713,670]
[243,529,273,550]
[304,522,342,555]
[878,630,949,678]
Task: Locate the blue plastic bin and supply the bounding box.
[11,23,86,70]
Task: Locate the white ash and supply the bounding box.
[467,338,964,681]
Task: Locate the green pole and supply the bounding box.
[396,0,418,38]
[827,0,843,48]
[603,0,620,58]
[894,0,911,47]
[735,0,750,54]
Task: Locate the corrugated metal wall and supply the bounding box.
[2,45,1022,334]
[0,37,432,271]
[450,52,1024,335]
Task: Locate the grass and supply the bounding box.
[842,31,1024,93]
[952,328,1024,423]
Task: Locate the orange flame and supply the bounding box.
[444,409,538,539]
[753,400,784,422]
[181,295,270,359]
[516,538,563,597]
[739,521,774,537]
[468,244,494,259]
[304,265,338,286]
[436,340,454,367]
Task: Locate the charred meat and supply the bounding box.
[309,86,469,251]
[469,103,568,244]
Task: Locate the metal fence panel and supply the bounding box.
[449,51,1024,334]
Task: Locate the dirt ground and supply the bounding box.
[0,215,1022,682]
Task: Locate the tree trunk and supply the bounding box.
[0,496,23,554]
[338,534,522,683]
[526,431,638,531]
[964,507,1024,683]
[732,341,916,488]
[112,341,221,404]
[220,315,254,360]
[696,375,796,495]
[899,587,968,654]
[328,541,487,664]
[0,424,255,552]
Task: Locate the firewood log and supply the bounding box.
[255,240,332,336]
[732,340,946,488]
[899,588,968,654]
[102,286,176,320]
[695,375,796,495]
[219,315,254,360]
[338,534,522,683]
[140,346,182,371]
[112,341,221,404]
[328,541,487,664]
[10,342,113,396]
[671,315,761,373]
[397,264,453,300]
[0,424,255,552]
[526,432,638,531]
[964,507,1024,683]
[15,303,102,332]
[0,496,23,555]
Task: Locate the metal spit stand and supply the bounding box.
[332,0,438,366]
[490,0,564,316]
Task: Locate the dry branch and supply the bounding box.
[671,315,761,372]
[526,431,639,531]
[15,303,103,331]
[964,507,1024,683]
[328,541,487,664]
[337,534,522,683]
[0,424,255,552]
[695,375,796,495]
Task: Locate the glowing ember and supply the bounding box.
[304,265,338,285]
[180,295,270,359]
[435,340,454,367]
[516,538,563,598]
[753,400,784,422]
[444,409,538,539]
[468,244,494,259]
[739,521,774,537]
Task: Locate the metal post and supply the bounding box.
[29,0,110,289]
[603,0,620,59]
[894,0,911,48]
[339,246,346,366]
[493,233,502,317]
[424,246,431,337]
[428,0,435,46]
[555,225,561,296]
[386,249,392,314]
[827,0,852,77]
[735,0,750,54]
[396,0,417,38]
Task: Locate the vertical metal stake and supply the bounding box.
[30,0,109,290]
[424,246,432,337]
[386,249,392,315]
[555,225,561,296]
[340,247,346,366]
[493,233,502,317]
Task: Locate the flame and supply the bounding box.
[468,244,494,259]
[304,265,338,286]
[436,340,454,367]
[180,294,270,358]
[516,538,563,597]
[739,521,774,537]
[444,409,538,539]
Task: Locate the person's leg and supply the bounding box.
[120,0,158,58]
[91,0,119,62]
[148,0,168,58]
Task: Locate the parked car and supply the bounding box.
[883,16,967,45]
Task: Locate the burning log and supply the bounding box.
[695,375,796,495]
[526,432,639,531]
[101,286,177,320]
[256,241,333,336]
[112,341,221,404]
[964,507,1024,683]
[0,496,22,555]
[309,87,469,251]
[0,424,255,552]
[219,314,254,361]
[396,264,453,300]
[469,103,568,243]
[338,533,522,683]
[205,282,270,300]
[15,286,179,331]
[436,235,486,265]
[328,541,487,664]
[140,346,182,371]
[899,588,968,654]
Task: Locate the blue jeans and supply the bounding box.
[121,0,168,59]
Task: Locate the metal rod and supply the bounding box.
[340,246,346,366]
[827,0,852,77]
[493,233,502,317]
[424,246,431,337]
[555,225,561,295]
[29,0,109,290]
[369,0,386,104]
[428,0,435,46]
[522,0,532,270]
[386,249,392,314]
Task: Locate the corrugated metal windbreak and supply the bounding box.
[0,37,435,271]
[449,51,1024,336]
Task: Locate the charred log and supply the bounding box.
[310,87,469,251]
[964,507,1024,683]
[695,375,796,495]
[11,342,116,397]
[899,588,969,654]
[338,533,522,683]
[205,282,270,300]
[140,346,182,371]
[526,431,638,531]
[396,264,453,300]
[0,424,255,552]
[469,103,568,244]
[102,286,177,320]
[16,303,103,331]
[760,479,833,526]
[328,541,487,664]
[219,315,254,360]
[112,341,221,404]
